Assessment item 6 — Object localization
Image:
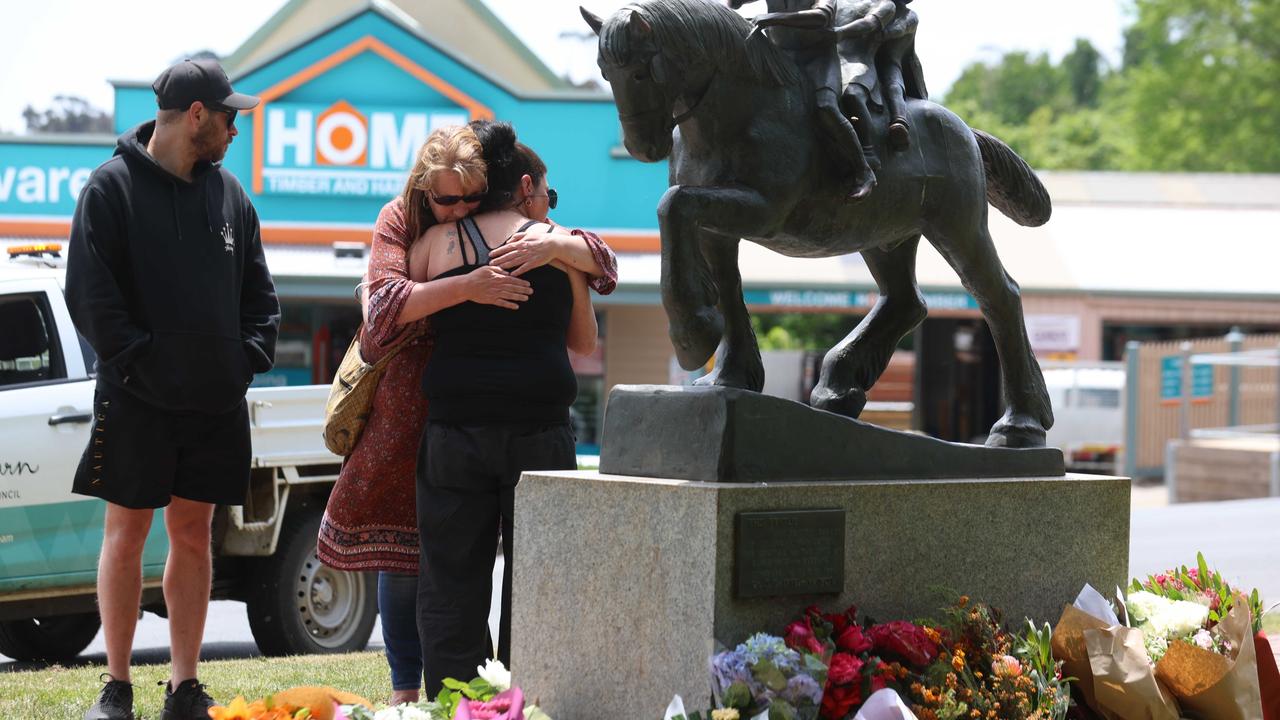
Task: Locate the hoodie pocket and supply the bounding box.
[127,331,252,413]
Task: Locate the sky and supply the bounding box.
[0,0,1130,135]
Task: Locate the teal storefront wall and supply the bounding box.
[2,8,668,236]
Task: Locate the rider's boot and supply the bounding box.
[884,83,912,150]
[851,112,881,172]
[817,92,877,202]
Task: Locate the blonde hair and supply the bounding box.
[400,125,487,240]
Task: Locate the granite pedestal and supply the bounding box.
[510,470,1130,719]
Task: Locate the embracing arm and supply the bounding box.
[835,1,895,38]
[565,267,598,356]
[401,224,533,320]
[489,225,618,294]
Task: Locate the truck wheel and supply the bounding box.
[246,506,378,656]
[0,613,101,663]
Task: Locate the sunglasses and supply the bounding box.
[205,103,237,128]
[430,189,487,206]
[531,188,558,211]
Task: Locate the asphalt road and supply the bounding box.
[4,497,1278,670]
[0,558,504,671]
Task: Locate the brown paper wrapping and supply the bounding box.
[1153,602,1263,720]
[1083,625,1181,720]
[1052,604,1110,710]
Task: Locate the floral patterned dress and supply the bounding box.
[317,197,617,572]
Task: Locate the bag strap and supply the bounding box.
[365,322,428,370]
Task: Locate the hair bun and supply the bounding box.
[470,120,517,172]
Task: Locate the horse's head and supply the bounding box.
[582,5,678,162]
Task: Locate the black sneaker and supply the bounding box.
[160,678,216,720]
[85,673,134,720]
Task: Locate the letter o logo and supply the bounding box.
[315,102,368,166]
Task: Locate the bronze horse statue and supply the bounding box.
[582,0,1054,447]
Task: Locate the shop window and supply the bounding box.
[0,294,65,387]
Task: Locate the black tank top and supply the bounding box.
[422,218,577,424]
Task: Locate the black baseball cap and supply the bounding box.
[152,58,259,112]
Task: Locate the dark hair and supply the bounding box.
[470,120,547,212]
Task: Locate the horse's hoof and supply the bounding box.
[694,356,764,391]
[809,385,867,419]
[670,306,724,370]
[985,413,1047,448]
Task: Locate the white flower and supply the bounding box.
[373,707,432,720]
[1127,591,1209,639]
[478,658,512,691]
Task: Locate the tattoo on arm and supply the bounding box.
[445,230,457,256]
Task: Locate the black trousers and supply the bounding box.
[415,420,575,697]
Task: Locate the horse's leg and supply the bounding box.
[693,233,763,391]
[925,216,1053,448]
[657,185,776,370]
[811,236,926,418]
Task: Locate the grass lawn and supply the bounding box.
[0,651,390,720]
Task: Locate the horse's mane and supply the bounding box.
[599,0,799,87]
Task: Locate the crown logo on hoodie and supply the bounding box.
[221,222,235,254]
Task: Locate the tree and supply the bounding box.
[22,96,113,134]
[1115,0,1280,172]
[1062,39,1104,108]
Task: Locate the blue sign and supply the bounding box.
[1160,356,1214,400]
[742,289,977,310]
[259,101,467,198]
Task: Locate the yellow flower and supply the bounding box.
[711,710,741,720]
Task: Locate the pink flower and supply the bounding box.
[453,688,525,720]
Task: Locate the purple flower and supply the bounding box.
[782,673,823,706]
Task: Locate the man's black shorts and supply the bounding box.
[71,382,251,509]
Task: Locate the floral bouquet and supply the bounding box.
[710,632,829,720]
[906,598,1071,720]
[1052,553,1268,720]
[1133,554,1278,719]
[208,687,373,720]
[340,660,551,720]
[783,605,931,719]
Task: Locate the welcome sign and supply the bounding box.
[257,100,467,198]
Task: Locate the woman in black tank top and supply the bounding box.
[410,124,598,696]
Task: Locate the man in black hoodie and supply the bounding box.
[65,59,279,720]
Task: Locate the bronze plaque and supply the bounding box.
[735,509,845,598]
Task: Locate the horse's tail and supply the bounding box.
[973,128,1052,227]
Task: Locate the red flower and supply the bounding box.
[823,605,858,634]
[819,682,862,719]
[827,652,864,686]
[868,621,938,669]
[785,618,825,656]
[834,624,873,655]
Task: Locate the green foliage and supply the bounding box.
[941,0,1280,173]
[751,313,864,352]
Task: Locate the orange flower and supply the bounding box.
[208,696,267,720]
[951,649,965,672]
